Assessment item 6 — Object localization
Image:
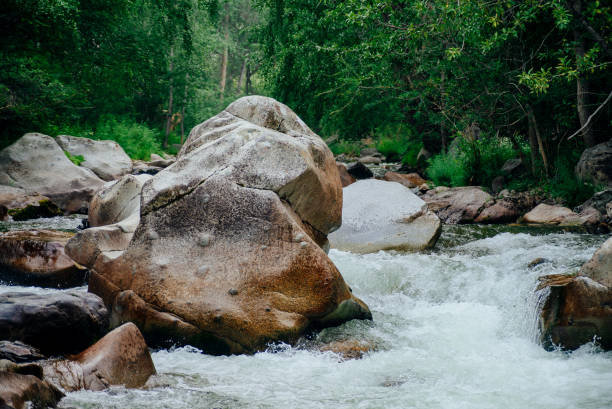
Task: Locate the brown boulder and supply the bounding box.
[67,96,371,355]
[43,323,155,392]
[0,371,63,409]
[580,236,612,288]
[421,186,492,224]
[0,186,61,221]
[522,203,600,226]
[474,200,520,224]
[383,171,426,189]
[0,230,86,288]
[336,162,356,187]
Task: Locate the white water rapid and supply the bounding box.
[2,222,611,409]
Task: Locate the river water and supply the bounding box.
[2,219,611,409]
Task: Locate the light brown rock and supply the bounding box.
[67,96,371,355]
[580,236,612,288]
[43,323,155,392]
[0,230,86,288]
[383,172,426,189]
[474,200,520,224]
[422,186,492,224]
[521,203,595,225]
[0,371,63,409]
[336,162,355,187]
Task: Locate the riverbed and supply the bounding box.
[2,220,611,409]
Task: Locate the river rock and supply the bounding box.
[347,162,373,179]
[474,199,520,224]
[579,236,612,288]
[421,186,492,224]
[358,155,382,165]
[383,171,426,188]
[0,292,108,355]
[0,133,104,213]
[0,186,61,221]
[575,189,612,221]
[56,135,132,181]
[521,203,599,226]
[67,95,371,354]
[0,342,44,364]
[0,230,87,288]
[329,179,441,252]
[43,323,155,392]
[575,140,612,187]
[0,371,63,409]
[320,339,376,360]
[148,153,175,168]
[336,162,355,187]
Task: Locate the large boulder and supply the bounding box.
[0,186,61,221]
[328,179,441,253]
[0,371,63,409]
[0,133,104,213]
[421,186,492,224]
[56,135,132,181]
[521,203,600,226]
[580,236,612,288]
[0,292,108,355]
[575,140,612,187]
[0,230,87,288]
[43,323,155,392]
[67,96,371,355]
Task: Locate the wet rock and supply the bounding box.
[131,160,164,175]
[527,258,552,269]
[383,171,426,189]
[422,186,492,224]
[0,186,61,221]
[0,230,87,288]
[43,323,155,392]
[347,162,373,179]
[67,96,371,355]
[539,276,612,350]
[320,340,375,360]
[0,133,104,214]
[0,292,108,355]
[56,135,132,181]
[579,236,612,288]
[329,179,441,253]
[0,342,44,364]
[575,140,612,187]
[358,155,382,165]
[0,371,63,409]
[336,162,356,187]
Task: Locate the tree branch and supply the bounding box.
[567,89,612,140]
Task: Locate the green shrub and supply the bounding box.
[329,140,361,157]
[93,116,163,160]
[426,151,469,186]
[374,124,418,162]
[543,157,598,208]
[63,150,85,166]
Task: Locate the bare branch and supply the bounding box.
[567,89,612,140]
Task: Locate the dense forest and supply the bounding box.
[1,0,610,205]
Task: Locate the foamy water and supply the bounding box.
[3,223,611,409]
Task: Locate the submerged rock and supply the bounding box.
[0,292,108,355]
[328,179,441,253]
[422,186,492,224]
[0,230,87,288]
[66,96,371,354]
[56,134,132,181]
[43,323,155,392]
[0,133,104,213]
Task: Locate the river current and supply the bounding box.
[2,219,611,409]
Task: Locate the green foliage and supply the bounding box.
[373,124,421,163]
[543,156,599,208]
[93,116,163,161]
[63,151,85,166]
[427,152,469,187]
[329,140,361,157]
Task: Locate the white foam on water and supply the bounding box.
[51,228,612,408]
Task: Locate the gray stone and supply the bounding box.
[575,140,612,187]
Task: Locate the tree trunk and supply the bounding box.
[572,10,597,147]
[527,105,549,177]
[181,78,187,145]
[164,46,174,150]
[245,62,251,95]
[219,3,229,102]
[239,58,247,93]
[440,70,447,152]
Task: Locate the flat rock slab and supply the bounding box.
[0,230,87,288]
[0,341,44,363]
[0,292,108,355]
[329,179,441,253]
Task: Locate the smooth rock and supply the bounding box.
[358,155,382,165]
[575,140,612,187]
[0,230,87,288]
[0,292,108,355]
[347,162,373,179]
[0,186,61,221]
[336,162,355,187]
[383,172,426,189]
[580,236,612,288]
[67,96,371,354]
[329,179,441,253]
[0,133,104,213]
[43,323,155,392]
[422,186,492,224]
[56,135,132,181]
[148,153,175,168]
[521,203,596,225]
[0,371,63,409]
[474,200,520,224]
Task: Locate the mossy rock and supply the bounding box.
[8,200,63,221]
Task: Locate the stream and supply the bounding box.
[2,219,611,409]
